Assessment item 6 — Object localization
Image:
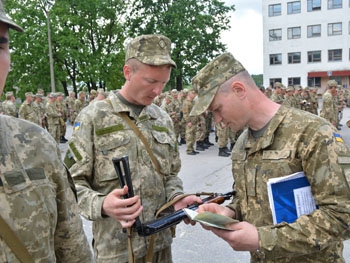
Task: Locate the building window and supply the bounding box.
[270,78,282,88]
[328,22,342,36]
[308,50,322,63]
[288,78,301,86]
[287,1,301,14]
[328,49,342,61]
[270,54,282,65]
[288,27,301,39]
[288,52,301,64]
[269,29,282,41]
[269,4,281,16]
[307,0,321,11]
[307,77,321,87]
[307,24,321,37]
[328,0,342,9]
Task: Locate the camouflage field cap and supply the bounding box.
[327,80,338,88]
[5,91,13,97]
[125,34,176,68]
[0,1,23,32]
[190,52,245,116]
[25,92,34,97]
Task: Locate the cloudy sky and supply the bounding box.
[222,0,263,74]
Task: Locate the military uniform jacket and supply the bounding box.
[45,101,60,125]
[65,92,183,262]
[229,106,350,262]
[0,115,93,262]
[320,92,337,124]
[2,100,17,117]
[18,101,39,125]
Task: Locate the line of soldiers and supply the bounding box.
[0,88,109,144]
[155,88,241,157]
[264,80,349,130]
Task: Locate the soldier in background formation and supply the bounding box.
[19,92,41,125]
[33,93,47,129]
[2,91,16,117]
[66,91,76,125]
[56,92,68,142]
[320,80,339,129]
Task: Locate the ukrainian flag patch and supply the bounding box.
[74,122,81,131]
[334,133,344,143]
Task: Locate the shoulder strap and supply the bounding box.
[0,214,34,263]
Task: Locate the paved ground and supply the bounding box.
[59,104,350,262]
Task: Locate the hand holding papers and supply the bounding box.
[183,208,238,230]
[267,171,317,224]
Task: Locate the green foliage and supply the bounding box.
[5,0,234,99]
[252,74,263,87]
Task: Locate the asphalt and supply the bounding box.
[59,104,350,263]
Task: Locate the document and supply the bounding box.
[267,171,317,224]
[183,208,238,230]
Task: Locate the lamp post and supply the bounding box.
[40,0,55,93]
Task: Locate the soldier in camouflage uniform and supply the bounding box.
[74,91,87,119]
[282,86,297,108]
[270,82,284,104]
[64,34,200,263]
[18,92,40,125]
[320,80,338,128]
[2,91,16,117]
[0,4,93,262]
[182,90,199,155]
[46,93,62,144]
[191,52,350,262]
[56,92,68,142]
[66,91,76,125]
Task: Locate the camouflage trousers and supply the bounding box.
[216,124,229,148]
[48,123,60,143]
[185,123,197,153]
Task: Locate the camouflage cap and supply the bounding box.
[286,86,294,92]
[5,91,13,97]
[274,82,282,88]
[125,34,176,68]
[0,1,23,32]
[48,92,57,98]
[35,93,43,98]
[25,92,34,97]
[90,89,97,95]
[190,52,245,116]
[327,80,338,88]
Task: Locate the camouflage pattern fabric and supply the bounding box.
[228,106,350,262]
[190,52,245,116]
[125,34,176,68]
[18,101,40,125]
[320,91,337,125]
[0,115,93,262]
[2,100,16,117]
[64,92,183,262]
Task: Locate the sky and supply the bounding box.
[222,0,263,74]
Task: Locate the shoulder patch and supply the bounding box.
[74,122,81,131]
[334,133,344,143]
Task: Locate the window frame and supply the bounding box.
[269,4,282,16]
[307,24,321,38]
[308,50,322,63]
[328,49,342,61]
[269,28,282,41]
[328,22,342,36]
[287,1,301,14]
[270,53,282,65]
[328,0,342,9]
[287,27,301,39]
[288,52,301,64]
[307,0,321,11]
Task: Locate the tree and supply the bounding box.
[6,0,126,98]
[126,0,235,90]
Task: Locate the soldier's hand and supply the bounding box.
[210,221,259,252]
[101,186,143,228]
